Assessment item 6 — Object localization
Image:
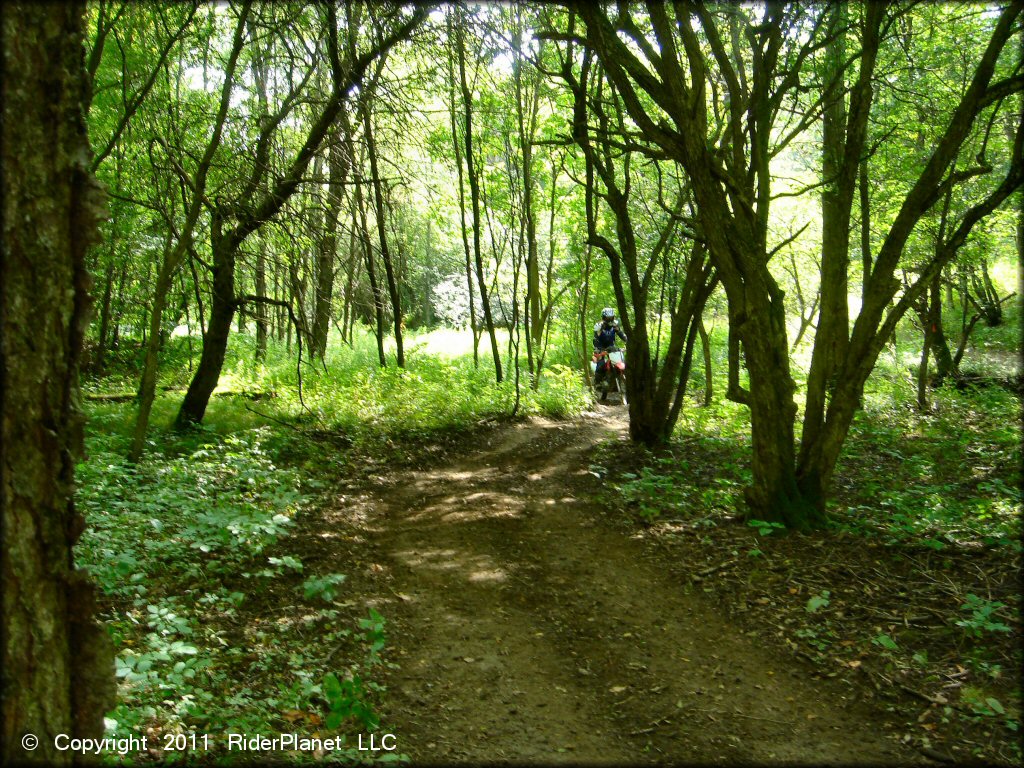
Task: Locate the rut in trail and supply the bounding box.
[343,411,915,764]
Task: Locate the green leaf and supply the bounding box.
[323,672,342,700]
[986,697,1005,715]
[873,633,898,650]
[806,591,830,613]
[748,519,785,536]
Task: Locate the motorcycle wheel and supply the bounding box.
[616,373,628,405]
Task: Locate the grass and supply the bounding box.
[74,326,591,763]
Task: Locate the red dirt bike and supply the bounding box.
[591,346,627,404]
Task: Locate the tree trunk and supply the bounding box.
[363,103,404,367]
[176,220,236,428]
[689,144,822,527]
[110,261,127,351]
[446,9,478,366]
[274,258,285,342]
[1,4,115,762]
[456,12,502,382]
[917,330,932,411]
[131,0,251,447]
[353,163,388,367]
[421,220,434,327]
[742,309,825,529]
[129,241,178,460]
[254,240,268,360]
[250,30,270,362]
[925,275,955,385]
[569,50,714,447]
[172,3,427,424]
[802,3,881,472]
[95,260,115,373]
[698,317,713,406]
[342,211,359,344]
[312,129,347,360]
[512,21,543,348]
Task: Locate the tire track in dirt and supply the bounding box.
[358,411,917,764]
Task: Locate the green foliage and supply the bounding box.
[834,376,1021,551]
[74,412,398,757]
[872,633,899,651]
[805,590,831,614]
[956,594,1012,639]
[303,573,347,602]
[749,520,787,537]
[202,328,591,441]
[532,363,592,417]
[959,684,1020,735]
[358,609,387,668]
[76,428,306,598]
[270,555,304,573]
[323,672,379,731]
[322,610,388,732]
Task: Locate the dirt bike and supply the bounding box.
[591,346,627,404]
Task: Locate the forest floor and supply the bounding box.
[287,408,935,765]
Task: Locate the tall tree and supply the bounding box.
[558,37,717,444]
[130,0,251,458]
[573,1,1023,527]
[1,3,114,762]
[362,81,406,367]
[310,125,348,361]
[455,7,503,383]
[176,4,428,427]
[445,10,480,364]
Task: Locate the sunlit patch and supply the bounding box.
[440,503,525,523]
[468,568,507,583]
[391,547,510,585]
[438,471,477,482]
[393,547,460,570]
[464,491,500,503]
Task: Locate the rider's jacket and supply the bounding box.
[593,321,627,351]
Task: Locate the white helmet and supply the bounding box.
[601,307,615,322]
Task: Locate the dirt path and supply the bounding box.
[337,411,919,764]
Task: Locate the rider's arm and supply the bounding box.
[617,327,628,343]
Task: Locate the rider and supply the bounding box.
[593,307,627,387]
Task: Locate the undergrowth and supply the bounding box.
[597,311,1022,763]
[75,327,589,763]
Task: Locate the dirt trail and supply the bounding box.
[345,411,918,764]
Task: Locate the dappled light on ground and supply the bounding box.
[338,414,920,764]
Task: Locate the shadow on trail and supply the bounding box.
[352,413,915,765]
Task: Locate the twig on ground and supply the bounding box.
[897,682,950,707]
[733,712,793,727]
[244,404,304,431]
[918,745,958,763]
[691,560,739,581]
